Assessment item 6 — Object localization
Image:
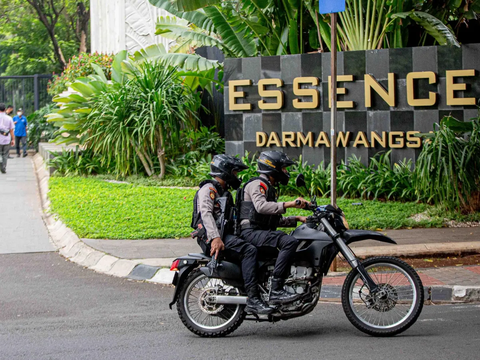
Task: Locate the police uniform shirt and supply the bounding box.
[197,183,222,241]
[241,174,297,228]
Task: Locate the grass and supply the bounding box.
[48,176,475,240]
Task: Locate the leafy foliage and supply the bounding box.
[47,51,212,178]
[415,115,480,212]
[27,104,57,151]
[48,53,114,96]
[47,148,115,176]
[0,0,90,75]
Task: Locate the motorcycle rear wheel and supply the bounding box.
[341,256,424,337]
[177,269,245,337]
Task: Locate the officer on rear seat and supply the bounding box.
[192,154,274,315]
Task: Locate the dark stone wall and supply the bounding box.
[224,44,480,165]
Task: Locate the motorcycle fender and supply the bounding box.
[342,230,397,245]
[169,260,203,309]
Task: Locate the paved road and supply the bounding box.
[1,252,479,360]
[0,156,53,254]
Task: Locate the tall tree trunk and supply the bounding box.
[130,139,153,176]
[77,2,90,53]
[26,0,67,70]
[156,127,166,179]
[49,29,67,69]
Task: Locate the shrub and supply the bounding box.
[47,147,115,176]
[415,115,480,212]
[48,53,114,96]
[27,104,57,151]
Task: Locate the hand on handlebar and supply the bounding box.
[288,197,310,209]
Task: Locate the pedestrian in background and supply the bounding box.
[13,108,28,158]
[0,103,15,174]
[6,105,14,158]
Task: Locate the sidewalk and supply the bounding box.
[31,151,480,303]
[0,155,53,254]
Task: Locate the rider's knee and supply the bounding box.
[280,235,299,251]
[243,244,257,258]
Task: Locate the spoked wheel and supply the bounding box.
[342,257,424,336]
[176,269,245,337]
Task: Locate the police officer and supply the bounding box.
[239,151,309,305]
[192,154,274,315]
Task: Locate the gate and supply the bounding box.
[0,75,52,115]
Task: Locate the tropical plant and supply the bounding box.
[48,53,114,96]
[27,104,57,151]
[415,115,480,212]
[48,147,114,176]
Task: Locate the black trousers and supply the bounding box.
[241,229,299,279]
[197,235,258,293]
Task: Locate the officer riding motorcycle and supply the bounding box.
[191,154,274,315]
[238,150,310,304]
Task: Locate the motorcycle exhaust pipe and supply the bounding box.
[214,296,248,305]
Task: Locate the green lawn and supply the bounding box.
[49,176,446,240]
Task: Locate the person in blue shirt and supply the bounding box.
[13,108,28,157]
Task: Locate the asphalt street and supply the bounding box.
[1,252,479,360]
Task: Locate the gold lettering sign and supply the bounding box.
[258,79,284,110]
[446,69,476,106]
[337,132,351,147]
[297,132,314,147]
[282,132,297,147]
[371,131,387,148]
[256,132,267,147]
[228,80,252,111]
[365,73,396,107]
[406,71,437,106]
[293,77,320,109]
[315,132,331,147]
[266,132,282,147]
[389,131,405,148]
[328,75,354,108]
[406,131,421,148]
[353,131,370,148]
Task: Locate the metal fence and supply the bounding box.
[0,75,52,116]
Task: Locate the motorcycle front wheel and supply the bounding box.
[341,256,424,337]
[176,269,245,337]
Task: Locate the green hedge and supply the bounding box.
[49,177,444,240]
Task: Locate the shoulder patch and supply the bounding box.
[210,191,216,200]
[259,182,267,195]
[209,187,218,193]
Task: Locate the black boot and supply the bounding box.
[246,288,274,315]
[269,277,301,305]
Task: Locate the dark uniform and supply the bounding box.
[239,174,299,279]
[193,179,258,293]
[191,154,274,315]
[238,150,303,304]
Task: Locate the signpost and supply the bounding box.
[319,0,345,210]
[320,0,345,271]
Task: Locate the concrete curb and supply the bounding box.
[319,285,480,304]
[33,153,175,285]
[354,242,480,258]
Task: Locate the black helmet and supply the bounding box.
[257,151,295,186]
[210,154,248,190]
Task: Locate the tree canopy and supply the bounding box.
[0,0,90,75]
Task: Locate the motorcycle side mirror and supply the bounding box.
[295,174,306,189]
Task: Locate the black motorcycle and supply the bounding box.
[169,175,424,337]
